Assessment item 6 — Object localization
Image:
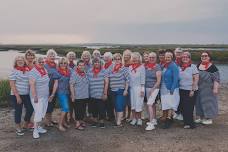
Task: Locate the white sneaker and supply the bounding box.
[37,126,47,134]
[33,129,40,139]
[137,119,143,126]
[202,119,213,125]
[176,114,183,121]
[145,123,155,131]
[146,119,157,125]
[130,119,137,125]
[173,113,178,119]
[194,119,202,123]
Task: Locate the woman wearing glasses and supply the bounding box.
[29,57,50,139]
[108,53,129,126]
[195,51,220,125]
[55,57,71,131]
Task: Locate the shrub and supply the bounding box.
[0,80,11,107]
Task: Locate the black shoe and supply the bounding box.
[99,123,105,129]
[91,122,97,128]
[162,118,172,129]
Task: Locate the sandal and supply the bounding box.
[51,121,58,125]
[16,129,24,136]
[45,123,54,127]
[75,125,85,130]
[58,126,66,132]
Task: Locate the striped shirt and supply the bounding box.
[129,65,145,87]
[70,71,89,99]
[44,64,60,92]
[29,68,50,98]
[9,69,30,95]
[108,66,129,91]
[145,64,161,88]
[87,68,108,99]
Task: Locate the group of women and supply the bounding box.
[9,48,220,139]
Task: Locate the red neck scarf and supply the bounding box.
[58,67,70,77]
[112,63,122,73]
[69,61,75,69]
[92,67,102,77]
[181,61,192,71]
[104,61,112,69]
[201,61,211,69]
[76,67,85,77]
[160,61,166,66]
[15,66,30,73]
[144,63,156,70]
[45,60,56,68]
[175,58,182,65]
[131,63,141,73]
[164,62,171,69]
[35,65,47,77]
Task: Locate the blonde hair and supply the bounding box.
[46,49,57,57]
[81,50,91,59]
[66,51,76,59]
[113,53,122,60]
[149,52,157,57]
[92,49,101,58]
[36,56,45,64]
[131,52,142,63]
[58,57,69,67]
[103,52,113,59]
[13,56,26,68]
[123,49,132,64]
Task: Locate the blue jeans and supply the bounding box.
[57,94,70,112]
[11,95,34,124]
[111,89,126,112]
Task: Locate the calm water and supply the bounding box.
[0,51,228,84]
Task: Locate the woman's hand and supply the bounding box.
[16,95,22,104]
[189,91,194,97]
[123,89,128,96]
[213,88,218,95]
[140,91,144,97]
[48,94,54,102]
[71,95,75,102]
[102,94,108,101]
[34,96,38,103]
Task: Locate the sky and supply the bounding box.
[0,0,228,44]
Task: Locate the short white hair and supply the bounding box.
[92,49,101,58]
[66,51,76,59]
[131,52,142,63]
[123,49,132,56]
[46,49,57,57]
[149,52,157,57]
[103,52,113,59]
[174,48,183,54]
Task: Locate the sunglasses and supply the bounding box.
[60,62,68,65]
[115,58,121,60]
[201,55,208,58]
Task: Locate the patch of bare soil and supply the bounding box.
[1,86,228,152]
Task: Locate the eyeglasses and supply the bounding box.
[201,55,208,58]
[115,58,121,60]
[38,61,45,64]
[149,57,156,58]
[60,62,67,65]
[182,56,190,58]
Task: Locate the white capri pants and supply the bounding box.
[146,88,159,105]
[30,96,48,122]
[130,86,145,112]
[161,88,180,111]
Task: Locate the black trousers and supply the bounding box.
[179,89,198,126]
[11,95,34,124]
[74,99,87,121]
[106,91,115,120]
[89,98,106,120]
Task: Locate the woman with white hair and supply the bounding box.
[44,49,59,127]
[92,49,101,59]
[81,50,92,72]
[123,49,132,121]
[29,57,50,139]
[103,52,115,121]
[144,52,162,130]
[129,52,145,126]
[160,51,180,129]
[66,51,76,70]
[9,56,34,136]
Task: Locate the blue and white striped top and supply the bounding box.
[70,71,89,99]
[87,68,108,99]
[108,66,129,91]
[29,68,50,98]
[129,65,145,87]
[9,69,30,95]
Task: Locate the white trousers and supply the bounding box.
[30,97,48,123]
[130,87,145,112]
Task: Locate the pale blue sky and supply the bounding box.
[0,0,227,44]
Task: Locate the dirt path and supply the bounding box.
[1,86,228,152]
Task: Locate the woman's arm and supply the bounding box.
[103,77,109,100]
[70,84,75,102]
[170,65,179,94]
[213,81,220,95]
[150,71,162,96]
[9,80,22,104]
[49,80,58,102]
[29,78,38,103]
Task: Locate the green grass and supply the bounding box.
[0,80,11,107]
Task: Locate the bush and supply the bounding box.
[0,80,11,107]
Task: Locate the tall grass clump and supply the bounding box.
[0,80,10,106]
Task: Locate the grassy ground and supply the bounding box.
[0,80,10,106]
